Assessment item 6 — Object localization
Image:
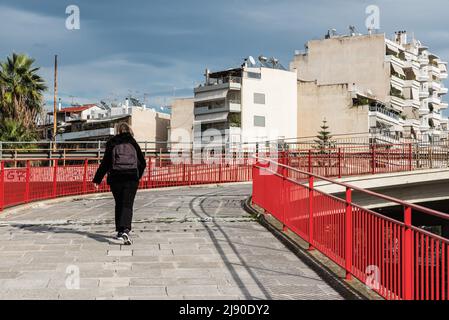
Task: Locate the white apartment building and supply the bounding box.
[193,56,297,148]
[291,30,448,142]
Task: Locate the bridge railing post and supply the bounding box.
[338,148,342,178]
[408,143,413,171]
[403,205,413,300]
[308,149,312,173]
[308,175,314,250]
[82,159,88,194]
[371,145,376,175]
[25,160,30,203]
[52,160,58,198]
[345,187,353,280]
[0,161,4,211]
[281,164,288,232]
[146,157,152,189]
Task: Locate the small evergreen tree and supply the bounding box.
[314,119,333,153]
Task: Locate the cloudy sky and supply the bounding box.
[1,0,448,114]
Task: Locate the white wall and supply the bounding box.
[241,67,297,142]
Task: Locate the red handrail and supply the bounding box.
[252,158,449,300]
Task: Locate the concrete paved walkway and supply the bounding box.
[0,183,343,300]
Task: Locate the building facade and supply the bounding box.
[168,98,195,151]
[290,31,448,142]
[193,57,298,148]
[42,101,170,151]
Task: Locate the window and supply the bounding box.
[253,115,265,127]
[253,93,265,104]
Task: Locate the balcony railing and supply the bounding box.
[369,105,400,120]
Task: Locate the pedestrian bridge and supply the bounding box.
[0,184,345,300]
[1,148,449,300]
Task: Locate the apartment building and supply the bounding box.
[168,98,195,151]
[290,30,448,142]
[42,100,170,150]
[193,56,297,148]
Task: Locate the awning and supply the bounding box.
[195,90,228,103]
[194,112,228,124]
[386,41,400,54]
[391,64,405,77]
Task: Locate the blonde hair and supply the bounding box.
[116,122,133,136]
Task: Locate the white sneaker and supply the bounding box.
[122,233,132,245]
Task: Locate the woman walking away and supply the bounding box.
[93,122,146,245]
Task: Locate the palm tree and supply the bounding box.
[0,53,47,131]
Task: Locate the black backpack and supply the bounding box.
[111,143,138,171]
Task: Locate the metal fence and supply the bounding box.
[0,156,255,211]
[252,159,449,300]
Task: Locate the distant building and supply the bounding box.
[168,98,195,152]
[290,30,448,142]
[42,100,170,151]
[193,57,298,148]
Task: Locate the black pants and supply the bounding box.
[110,180,139,233]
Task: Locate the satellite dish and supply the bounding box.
[258,55,268,63]
[248,56,256,66]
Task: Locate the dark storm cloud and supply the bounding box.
[0,0,448,115]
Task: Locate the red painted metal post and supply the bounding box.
[282,164,288,232]
[25,160,30,203]
[371,145,376,175]
[308,175,314,250]
[308,149,312,173]
[146,157,152,189]
[0,161,4,211]
[338,148,342,178]
[345,187,353,280]
[52,160,58,198]
[182,163,186,184]
[408,143,413,171]
[82,159,88,194]
[403,205,413,300]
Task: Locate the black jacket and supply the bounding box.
[92,133,146,185]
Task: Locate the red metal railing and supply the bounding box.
[0,156,254,211]
[252,158,449,300]
[287,143,449,178]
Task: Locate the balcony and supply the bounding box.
[403,60,421,71]
[404,118,421,128]
[194,101,241,116]
[440,71,448,79]
[368,105,403,127]
[386,55,405,68]
[403,99,420,109]
[440,86,449,95]
[418,55,429,65]
[387,95,405,112]
[419,87,430,98]
[194,76,242,94]
[417,72,430,82]
[390,75,405,88]
[403,80,420,89]
[429,65,441,77]
[428,95,441,105]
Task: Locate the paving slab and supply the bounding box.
[0,184,343,300]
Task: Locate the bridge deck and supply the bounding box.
[0,184,342,300]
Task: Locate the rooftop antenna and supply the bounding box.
[248,56,256,66]
[53,54,58,149]
[349,25,357,36]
